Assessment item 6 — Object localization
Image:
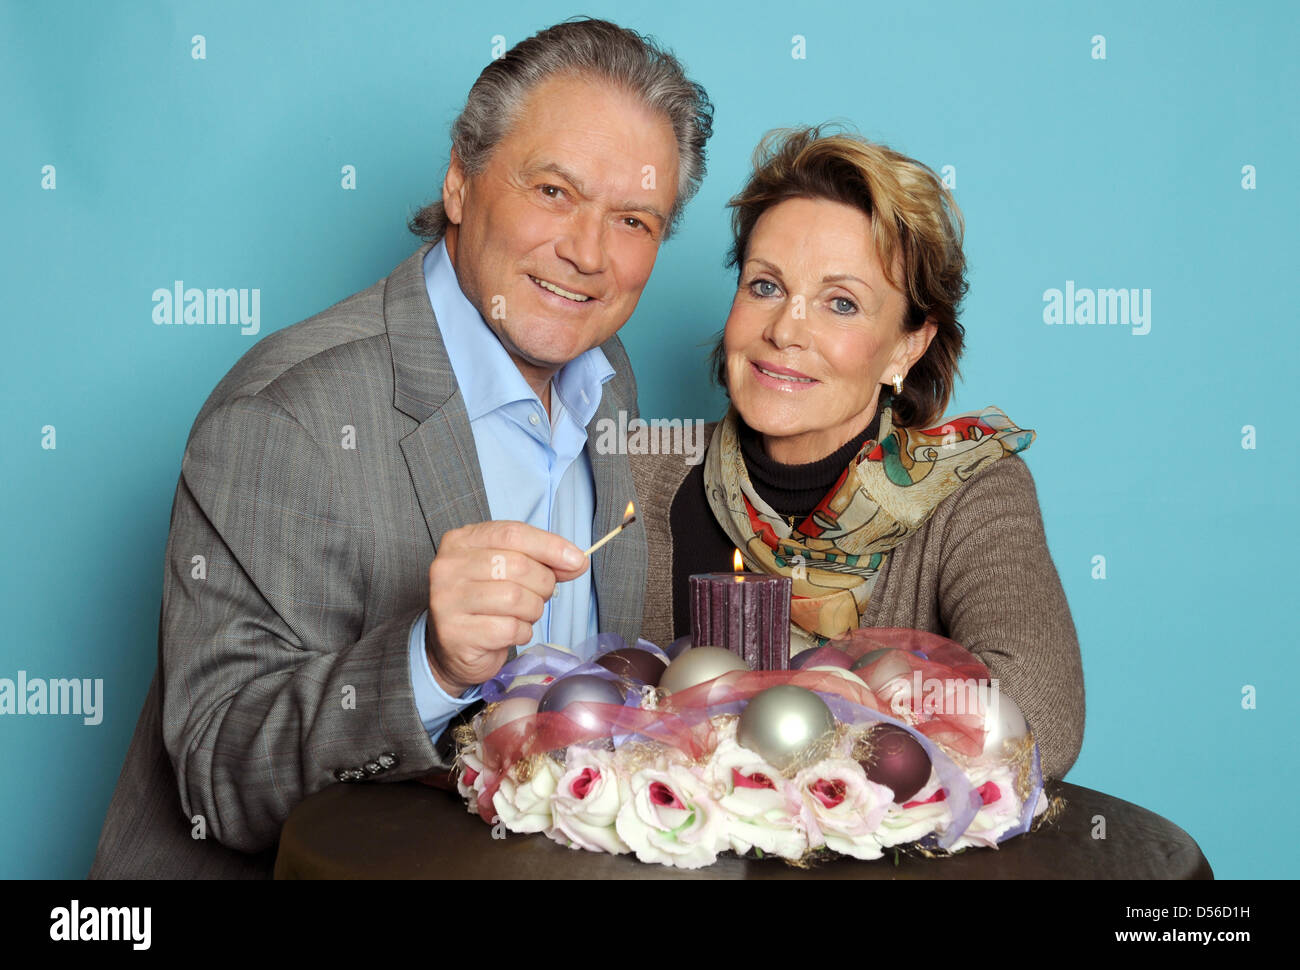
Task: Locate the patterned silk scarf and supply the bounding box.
[702,399,1035,653]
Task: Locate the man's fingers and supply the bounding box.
[452,614,535,653]
[455,579,546,627]
[466,548,558,600]
[453,520,586,573]
[427,521,593,683]
[551,559,590,584]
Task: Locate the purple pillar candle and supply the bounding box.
[689,566,792,671]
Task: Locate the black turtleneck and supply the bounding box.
[668,403,884,640]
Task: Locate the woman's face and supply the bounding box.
[724,196,936,464]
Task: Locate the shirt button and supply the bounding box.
[528,413,540,426]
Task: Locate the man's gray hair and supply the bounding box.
[409,18,713,241]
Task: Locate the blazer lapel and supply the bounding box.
[386,244,491,548]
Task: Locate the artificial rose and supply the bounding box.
[705,737,807,860]
[615,764,726,869]
[703,736,771,793]
[455,743,492,813]
[875,772,952,848]
[948,762,1021,850]
[492,756,562,834]
[793,758,893,860]
[548,747,629,855]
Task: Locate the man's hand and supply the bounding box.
[424,520,588,696]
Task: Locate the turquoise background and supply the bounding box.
[2,0,1297,879]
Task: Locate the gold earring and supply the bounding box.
[892,373,904,395]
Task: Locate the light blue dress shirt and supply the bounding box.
[407,240,615,743]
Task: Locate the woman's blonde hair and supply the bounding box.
[713,125,967,429]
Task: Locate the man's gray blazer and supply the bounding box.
[88,243,648,879]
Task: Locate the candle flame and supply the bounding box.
[733,549,744,572]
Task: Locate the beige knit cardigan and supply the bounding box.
[630,430,1085,781]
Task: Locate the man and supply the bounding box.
[89,18,713,879]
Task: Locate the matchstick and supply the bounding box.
[584,502,637,557]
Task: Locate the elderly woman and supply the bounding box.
[633,127,1084,780]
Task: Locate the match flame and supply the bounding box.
[733,549,744,572]
[623,501,636,523]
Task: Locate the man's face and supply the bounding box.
[442,74,681,388]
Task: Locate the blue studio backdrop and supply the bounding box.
[2,0,1297,879]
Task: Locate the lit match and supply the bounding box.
[583,501,637,557]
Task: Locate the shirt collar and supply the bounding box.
[422,239,614,428]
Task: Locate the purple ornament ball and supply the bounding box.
[594,648,667,686]
[858,724,931,803]
[537,674,625,735]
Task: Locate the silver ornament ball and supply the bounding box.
[659,646,750,695]
[980,688,1029,758]
[737,685,836,771]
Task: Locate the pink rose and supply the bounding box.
[615,764,726,869]
[492,756,562,834]
[793,759,894,860]
[548,747,629,855]
[454,743,493,814]
[875,772,952,847]
[706,737,807,860]
[948,763,1022,850]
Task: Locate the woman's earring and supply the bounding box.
[892,373,904,395]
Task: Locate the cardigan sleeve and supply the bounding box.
[932,455,1085,780]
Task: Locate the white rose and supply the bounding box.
[615,764,726,869]
[548,747,629,855]
[948,762,1022,850]
[793,758,893,861]
[875,772,952,848]
[706,737,807,860]
[455,743,491,814]
[492,756,562,834]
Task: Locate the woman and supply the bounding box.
[633,127,1084,780]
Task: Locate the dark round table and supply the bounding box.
[274,778,1213,879]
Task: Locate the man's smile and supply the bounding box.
[529,275,593,302]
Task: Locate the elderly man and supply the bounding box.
[89,18,713,879]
